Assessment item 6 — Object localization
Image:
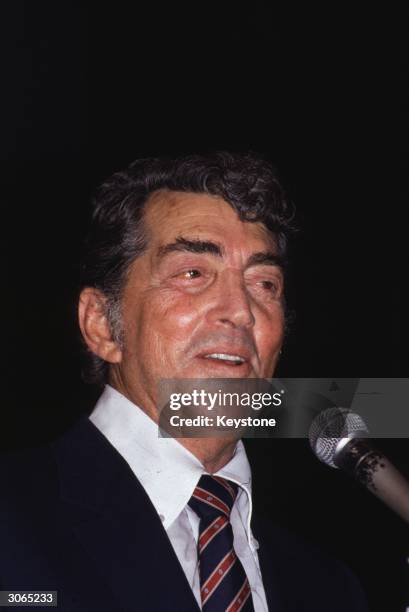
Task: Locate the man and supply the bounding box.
[0,153,367,611]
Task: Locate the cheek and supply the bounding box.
[141,292,202,342]
[255,307,285,357]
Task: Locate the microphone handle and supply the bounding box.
[335,438,409,524]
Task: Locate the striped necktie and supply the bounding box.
[188,475,255,612]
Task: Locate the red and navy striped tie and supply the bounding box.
[188,475,255,612]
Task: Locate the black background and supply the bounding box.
[1,2,407,611]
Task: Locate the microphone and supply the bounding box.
[309,407,409,524]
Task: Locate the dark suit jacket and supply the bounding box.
[0,417,368,611]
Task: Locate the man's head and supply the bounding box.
[79,152,294,422]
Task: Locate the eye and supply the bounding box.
[165,261,213,292]
[183,269,202,279]
[171,269,204,283]
[259,280,278,293]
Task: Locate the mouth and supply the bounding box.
[194,347,254,374]
[202,353,246,367]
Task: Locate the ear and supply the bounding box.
[78,288,122,364]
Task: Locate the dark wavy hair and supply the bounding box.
[79,151,295,385]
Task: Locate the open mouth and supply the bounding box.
[202,353,246,366]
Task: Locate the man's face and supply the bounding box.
[110,191,285,414]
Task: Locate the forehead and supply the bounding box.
[143,190,276,251]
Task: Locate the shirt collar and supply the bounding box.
[89,385,253,532]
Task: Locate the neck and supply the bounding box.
[178,437,238,473]
[107,377,238,473]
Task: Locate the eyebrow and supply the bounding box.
[156,236,285,269]
[246,251,285,268]
[157,237,224,259]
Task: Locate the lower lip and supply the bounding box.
[196,356,252,375]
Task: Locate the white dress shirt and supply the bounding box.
[89,385,269,611]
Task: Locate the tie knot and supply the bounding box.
[188,475,239,521]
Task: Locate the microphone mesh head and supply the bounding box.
[309,407,368,468]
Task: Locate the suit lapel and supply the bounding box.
[251,514,287,612]
[53,417,200,612]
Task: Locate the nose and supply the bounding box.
[207,270,255,330]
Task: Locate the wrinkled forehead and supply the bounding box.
[142,189,278,253]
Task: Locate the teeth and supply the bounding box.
[204,353,245,364]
